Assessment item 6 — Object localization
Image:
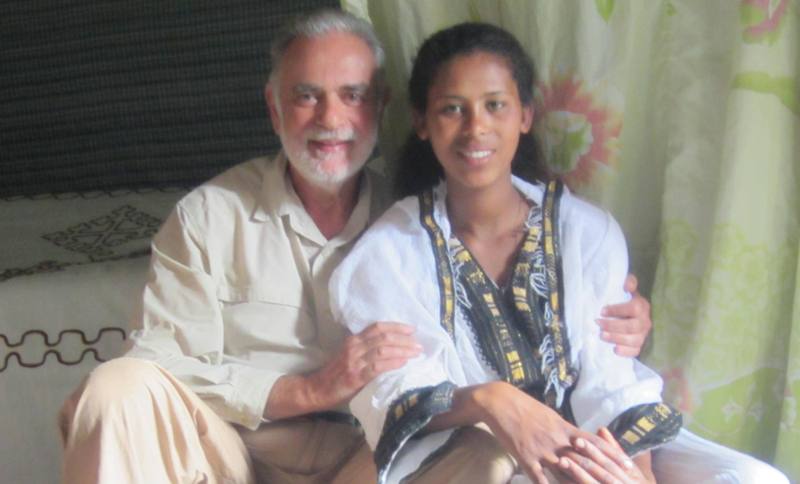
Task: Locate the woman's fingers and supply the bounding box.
[556,452,604,483]
[571,437,632,483]
[581,432,634,473]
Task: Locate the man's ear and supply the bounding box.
[381,85,392,110]
[265,83,281,131]
[412,110,428,140]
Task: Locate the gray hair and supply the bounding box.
[269,8,385,85]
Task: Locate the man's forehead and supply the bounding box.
[276,32,378,89]
[292,82,370,93]
[284,31,373,61]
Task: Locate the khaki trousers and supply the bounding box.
[59,358,515,484]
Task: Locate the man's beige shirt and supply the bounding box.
[127,153,389,430]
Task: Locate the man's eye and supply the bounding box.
[441,104,463,116]
[295,93,317,106]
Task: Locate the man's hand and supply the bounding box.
[309,322,423,408]
[598,274,653,357]
[264,322,422,420]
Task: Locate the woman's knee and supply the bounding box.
[724,458,789,484]
[653,430,790,484]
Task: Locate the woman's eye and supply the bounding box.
[487,100,506,112]
[344,92,365,105]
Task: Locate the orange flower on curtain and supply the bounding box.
[535,74,622,191]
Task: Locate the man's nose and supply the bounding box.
[315,95,344,129]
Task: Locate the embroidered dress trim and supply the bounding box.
[456,301,501,381]
[607,402,683,456]
[419,190,456,339]
[448,236,540,388]
[540,180,577,406]
[374,381,456,484]
[418,181,577,410]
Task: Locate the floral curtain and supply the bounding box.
[343,0,799,480]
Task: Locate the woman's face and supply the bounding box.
[415,51,533,192]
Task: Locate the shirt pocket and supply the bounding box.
[216,281,317,353]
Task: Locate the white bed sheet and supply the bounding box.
[0,235,151,482]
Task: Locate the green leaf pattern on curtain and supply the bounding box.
[733,72,800,115]
[342,0,799,480]
[647,1,798,477]
[595,0,616,22]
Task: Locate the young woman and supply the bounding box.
[330,22,788,484]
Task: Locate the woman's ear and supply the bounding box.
[520,105,534,134]
[412,110,429,140]
[375,84,392,120]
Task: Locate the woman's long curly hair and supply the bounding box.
[396,22,548,198]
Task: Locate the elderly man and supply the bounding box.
[58,9,652,484]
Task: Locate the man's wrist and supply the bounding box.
[303,369,329,411]
[263,372,328,420]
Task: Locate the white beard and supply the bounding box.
[275,110,377,191]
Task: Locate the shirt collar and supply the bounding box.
[253,151,372,247]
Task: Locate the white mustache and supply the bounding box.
[307,127,355,142]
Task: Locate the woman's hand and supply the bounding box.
[428,382,639,483]
[476,381,568,483]
[471,382,630,484]
[555,427,655,484]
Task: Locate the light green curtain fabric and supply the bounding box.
[343,0,799,480]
